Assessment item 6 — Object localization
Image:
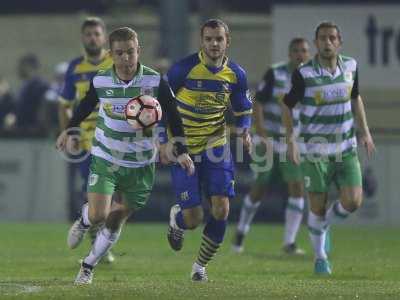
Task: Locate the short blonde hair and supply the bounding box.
[109,27,138,49]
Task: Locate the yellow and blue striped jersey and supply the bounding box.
[59,51,113,150]
[166,51,252,154]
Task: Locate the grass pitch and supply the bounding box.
[0,223,399,299]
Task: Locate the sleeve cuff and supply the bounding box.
[175,142,188,156]
[156,123,168,144]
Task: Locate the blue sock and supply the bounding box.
[203,215,227,244]
[175,211,187,230]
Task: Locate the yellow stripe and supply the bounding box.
[177,89,228,110]
[201,244,218,255]
[197,256,208,265]
[188,54,237,83]
[176,89,198,106]
[186,133,223,144]
[233,109,253,116]
[199,249,215,260]
[58,96,73,107]
[181,116,225,129]
[188,138,226,154]
[74,55,113,74]
[177,106,224,120]
[184,125,224,137]
[202,235,220,248]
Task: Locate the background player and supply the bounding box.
[232,38,311,255]
[282,22,375,275]
[58,17,115,262]
[57,27,194,284]
[160,19,252,281]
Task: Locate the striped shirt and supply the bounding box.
[284,55,359,158]
[255,62,300,153]
[166,51,252,154]
[68,64,187,168]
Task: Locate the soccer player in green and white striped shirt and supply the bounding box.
[56,27,194,284]
[282,22,375,275]
[233,38,311,255]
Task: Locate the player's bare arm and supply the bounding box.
[352,95,376,158]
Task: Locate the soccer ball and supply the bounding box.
[125,95,162,129]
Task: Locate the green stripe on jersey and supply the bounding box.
[260,62,299,151]
[91,64,160,166]
[300,110,353,125]
[92,139,154,162]
[96,117,153,141]
[297,55,358,156]
[301,127,355,143]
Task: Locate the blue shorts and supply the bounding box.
[170,145,235,209]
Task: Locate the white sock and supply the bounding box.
[326,201,350,226]
[308,211,327,260]
[237,194,261,235]
[84,226,121,267]
[284,197,304,245]
[81,203,91,227]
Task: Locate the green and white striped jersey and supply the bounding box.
[284,55,359,157]
[255,62,300,153]
[92,64,160,168]
[67,63,187,168]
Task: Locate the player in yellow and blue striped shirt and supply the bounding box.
[161,19,252,281]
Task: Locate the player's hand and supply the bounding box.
[288,140,300,165]
[56,129,79,153]
[359,132,376,159]
[177,153,195,176]
[56,130,69,151]
[238,129,252,154]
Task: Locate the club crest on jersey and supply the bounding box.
[103,102,125,119]
[140,87,153,96]
[105,89,114,96]
[314,91,324,105]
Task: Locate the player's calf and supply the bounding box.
[232,194,261,253]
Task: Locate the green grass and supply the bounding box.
[0,223,399,299]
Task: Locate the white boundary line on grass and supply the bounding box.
[0,283,42,296]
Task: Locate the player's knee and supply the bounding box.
[342,196,362,213]
[211,202,230,220]
[341,188,363,213]
[183,207,203,229]
[89,211,107,226]
[106,208,131,231]
[288,181,304,198]
[249,186,264,202]
[310,206,326,217]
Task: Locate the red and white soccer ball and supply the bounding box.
[125,95,162,129]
